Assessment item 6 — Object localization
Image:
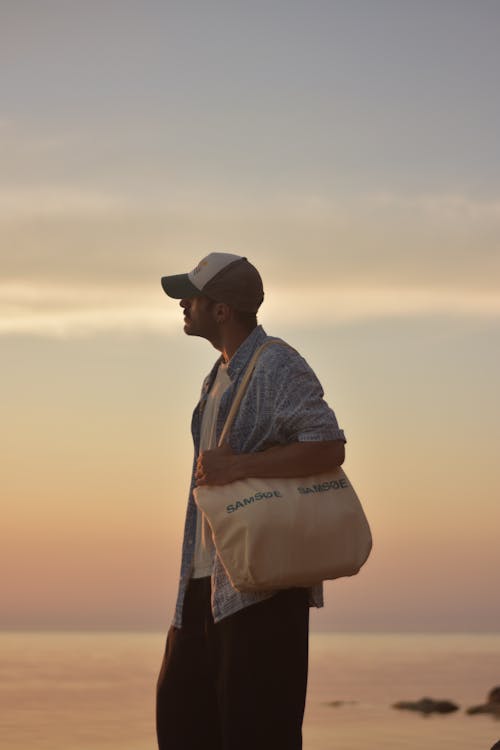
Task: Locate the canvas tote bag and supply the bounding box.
[193,340,372,592]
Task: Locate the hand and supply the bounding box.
[195,444,239,487]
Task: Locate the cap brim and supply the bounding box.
[161,273,201,299]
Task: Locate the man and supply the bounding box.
[156,252,346,750]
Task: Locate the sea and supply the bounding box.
[1,631,499,750]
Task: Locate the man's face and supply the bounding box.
[179,295,218,340]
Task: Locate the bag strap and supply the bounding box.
[218,339,291,447]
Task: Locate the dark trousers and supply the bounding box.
[156,577,309,750]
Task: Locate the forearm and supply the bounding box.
[195,440,345,487]
[230,440,345,482]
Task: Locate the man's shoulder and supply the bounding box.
[251,335,329,409]
[256,336,311,376]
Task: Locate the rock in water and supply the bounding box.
[392,697,459,714]
[467,685,500,716]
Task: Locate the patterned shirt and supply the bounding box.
[172,325,346,626]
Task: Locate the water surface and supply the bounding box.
[1,632,499,749]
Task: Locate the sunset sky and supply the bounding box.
[1,1,499,632]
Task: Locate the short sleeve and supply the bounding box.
[263,348,346,444]
[275,370,345,443]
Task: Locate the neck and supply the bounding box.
[216,325,257,362]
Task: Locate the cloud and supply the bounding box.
[265,285,500,325]
[1,281,499,338]
[0,187,132,219]
[0,305,171,337]
[1,183,499,294]
[370,191,500,220]
[0,282,174,337]
[3,181,500,222]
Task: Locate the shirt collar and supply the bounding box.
[226,324,267,381]
[201,325,268,398]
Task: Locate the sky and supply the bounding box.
[1,0,499,632]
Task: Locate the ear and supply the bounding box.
[214,302,230,322]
